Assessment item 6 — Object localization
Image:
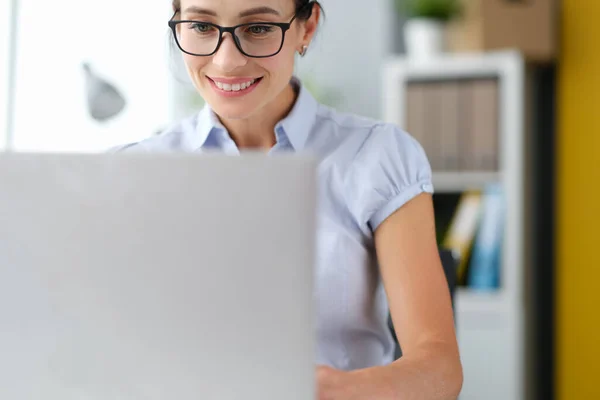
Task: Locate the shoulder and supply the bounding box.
[313,106,433,231]
[312,104,430,172]
[109,113,201,153]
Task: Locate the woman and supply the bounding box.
[118,0,463,398]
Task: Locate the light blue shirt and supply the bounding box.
[115,77,434,370]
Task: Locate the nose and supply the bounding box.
[212,33,247,72]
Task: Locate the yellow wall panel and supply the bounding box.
[558,0,600,398]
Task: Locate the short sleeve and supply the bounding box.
[347,123,434,232]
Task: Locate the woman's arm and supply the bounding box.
[317,193,463,400]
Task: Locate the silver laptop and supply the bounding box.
[0,151,317,400]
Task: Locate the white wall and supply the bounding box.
[296,0,396,119]
[10,0,172,152]
[0,0,12,150]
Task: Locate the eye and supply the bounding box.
[246,24,275,35]
[189,22,215,34]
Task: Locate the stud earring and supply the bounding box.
[299,45,308,57]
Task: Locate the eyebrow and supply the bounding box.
[183,6,281,18]
[239,6,281,17]
[183,6,217,16]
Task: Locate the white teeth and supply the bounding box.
[214,79,256,91]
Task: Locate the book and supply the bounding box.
[468,183,505,290]
[442,191,483,285]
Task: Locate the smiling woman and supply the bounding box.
[114,0,463,399]
[166,0,321,136]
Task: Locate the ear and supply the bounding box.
[301,4,320,44]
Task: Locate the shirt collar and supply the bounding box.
[191,104,227,150]
[192,76,318,151]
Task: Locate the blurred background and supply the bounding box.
[1,0,598,399]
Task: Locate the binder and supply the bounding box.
[407,82,442,170]
[470,78,499,171]
[458,80,474,171]
[438,80,461,171]
[406,82,427,147]
[422,82,443,171]
[458,78,499,171]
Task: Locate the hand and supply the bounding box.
[316,365,353,400]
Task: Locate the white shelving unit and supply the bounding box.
[382,50,526,400]
[432,172,503,193]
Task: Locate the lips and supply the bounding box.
[207,76,263,97]
[208,76,263,93]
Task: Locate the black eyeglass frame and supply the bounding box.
[168,2,314,58]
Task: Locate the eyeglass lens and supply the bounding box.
[176,22,285,57]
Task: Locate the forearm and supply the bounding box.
[347,343,463,400]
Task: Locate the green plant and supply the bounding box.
[395,0,461,22]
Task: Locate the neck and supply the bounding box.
[218,83,298,150]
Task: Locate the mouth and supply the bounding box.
[207,76,263,97]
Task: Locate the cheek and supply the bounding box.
[257,50,296,75]
[183,54,209,76]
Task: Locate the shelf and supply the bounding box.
[384,50,522,82]
[456,288,506,311]
[455,288,510,329]
[432,171,502,193]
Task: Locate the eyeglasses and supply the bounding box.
[168,3,312,58]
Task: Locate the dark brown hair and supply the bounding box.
[172,0,321,20]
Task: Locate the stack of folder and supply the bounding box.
[406,78,500,172]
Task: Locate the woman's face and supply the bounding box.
[175,0,317,120]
